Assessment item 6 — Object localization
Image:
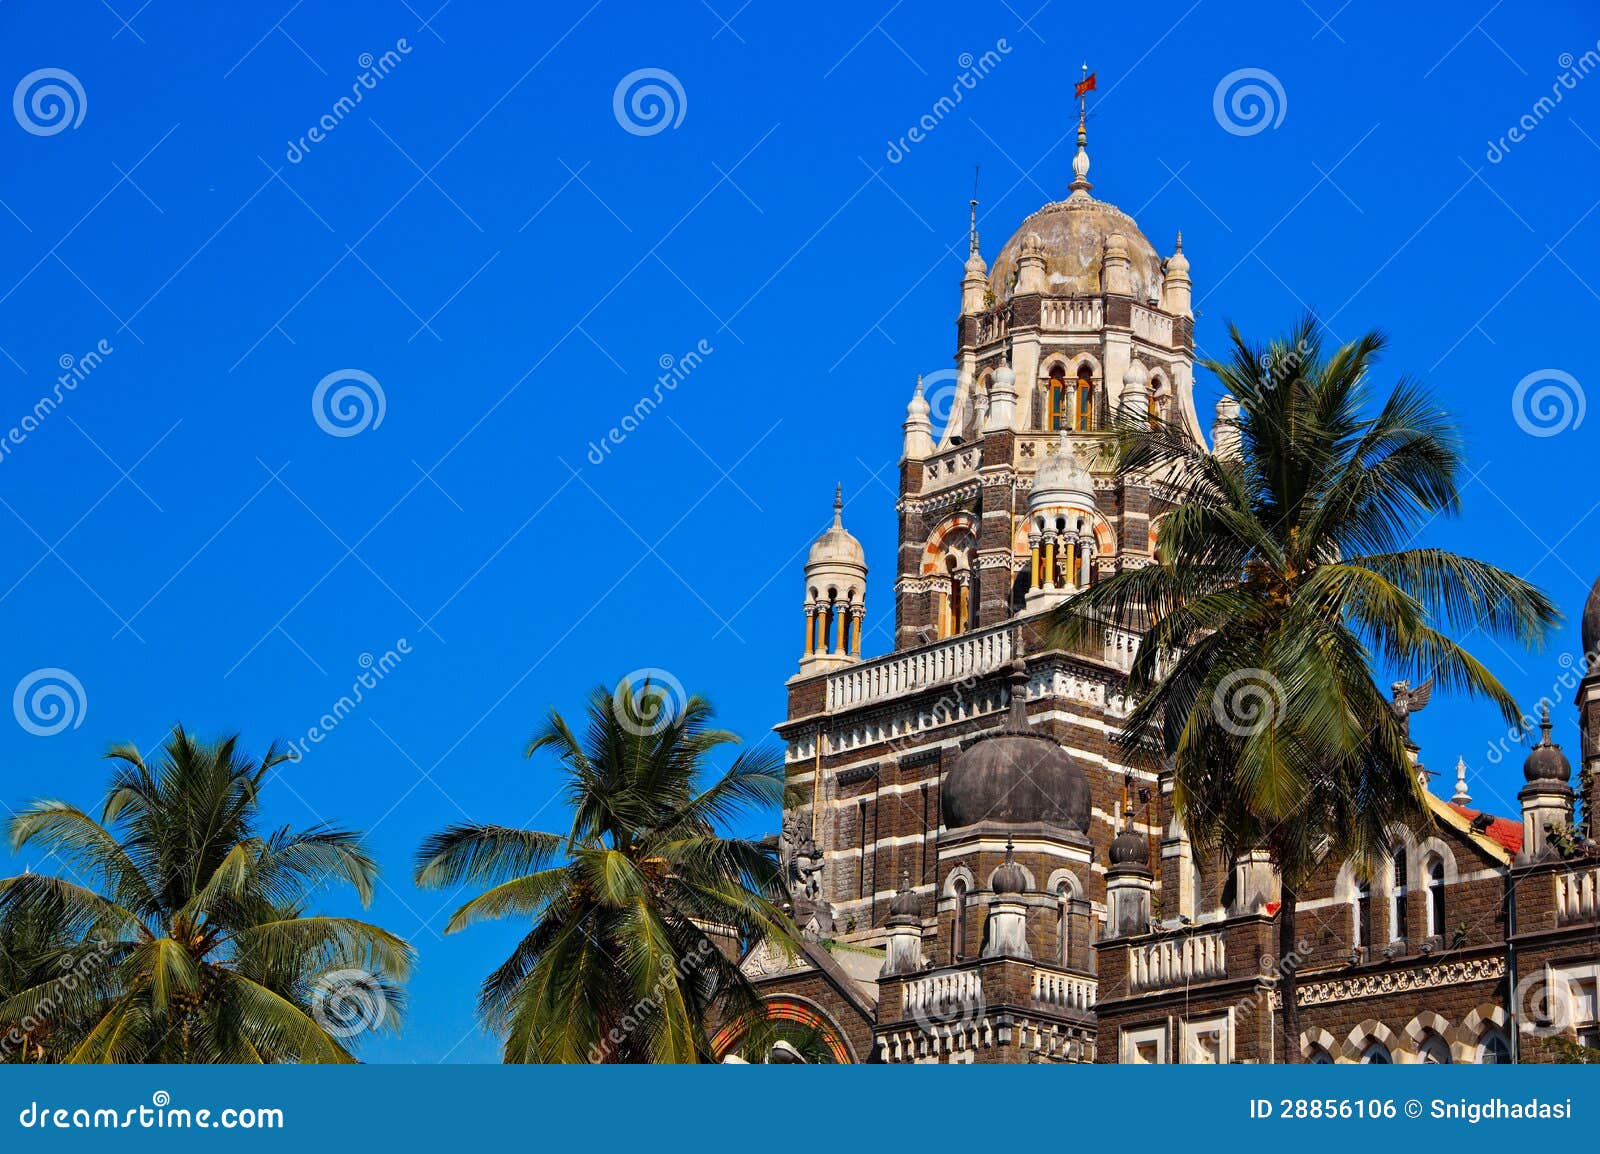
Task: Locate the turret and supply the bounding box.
[1518,704,1574,862]
[981,840,1031,959]
[902,376,935,461]
[1105,823,1153,938]
[799,486,866,674]
[1162,231,1192,317]
[881,873,924,976]
[1212,393,1241,458]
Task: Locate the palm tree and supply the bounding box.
[0,876,115,1062]
[1050,317,1556,1062]
[414,677,794,1063]
[0,727,412,1063]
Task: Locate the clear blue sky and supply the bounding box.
[1,1,1596,1062]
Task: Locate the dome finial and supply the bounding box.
[1069,63,1094,199]
[833,483,843,527]
[1451,755,1472,805]
[1539,700,1553,743]
[1175,230,1183,252]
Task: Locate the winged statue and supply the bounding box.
[1389,677,1434,745]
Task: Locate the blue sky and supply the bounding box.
[1,1,1597,1062]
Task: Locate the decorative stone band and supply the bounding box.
[1274,956,1507,1009]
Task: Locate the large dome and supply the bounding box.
[988,197,1163,302]
[940,660,1091,831]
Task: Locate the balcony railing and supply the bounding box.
[1040,297,1102,332]
[1031,969,1096,1011]
[1128,929,1228,991]
[823,619,1143,712]
[1555,864,1600,924]
[901,969,983,1018]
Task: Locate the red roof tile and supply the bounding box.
[1447,803,1523,855]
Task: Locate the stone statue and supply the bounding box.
[1389,678,1433,746]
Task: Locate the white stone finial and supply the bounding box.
[1451,756,1472,805]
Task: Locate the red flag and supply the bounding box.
[1074,72,1097,99]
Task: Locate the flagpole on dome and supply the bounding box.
[1070,64,1096,199]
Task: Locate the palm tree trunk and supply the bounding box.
[1278,883,1300,1064]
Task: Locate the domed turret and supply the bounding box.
[1524,704,1572,784]
[1212,394,1241,458]
[903,375,935,461]
[941,657,1091,831]
[798,486,866,674]
[1029,432,1096,513]
[1121,360,1150,413]
[1109,825,1149,868]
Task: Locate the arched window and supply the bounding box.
[1390,849,1408,942]
[1419,1034,1452,1064]
[1426,856,1446,938]
[1479,1030,1511,1064]
[1308,1046,1335,1064]
[1047,365,1068,430]
[951,877,968,963]
[1354,880,1373,949]
[1360,1041,1392,1064]
[1056,881,1072,967]
[1074,364,1095,431]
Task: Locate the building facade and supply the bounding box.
[730,120,1600,1065]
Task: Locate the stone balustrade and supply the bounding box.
[1555,863,1600,924]
[1128,929,1228,991]
[1031,969,1097,1011]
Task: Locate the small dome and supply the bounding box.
[992,843,1028,895]
[1029,433,1096,512]
[1216,393,1240,419]
[964,249,987,277]
[941,660,1091,831]
[993,362,1017,390]
[1122,361,1149,390]
[807,485,865,569]
[1524,705,1572,784]
[888,873,920,920]
[1583,574,1600,666]
[1109,826,1148,867]
[906,377,930,419]
[1166,231,1189,275]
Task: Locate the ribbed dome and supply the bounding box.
[807,485,865,568]
[992,842,1028,894]
[988,197,1163,302]
[940,660,1091,831]
[1109,826,1148,867]
[1524,705,1572,784]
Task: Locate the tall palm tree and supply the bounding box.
[0,727,412,1063]
[0,876,115,1063]
[1050,317,1556,1062]
[414,677,793,1063]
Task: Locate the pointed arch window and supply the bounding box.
[1390,849,1409,942]
[951,877,969,963]
[1074,364,1095,431]
[1047,365,1069,430]
[1354,880,1373,949]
